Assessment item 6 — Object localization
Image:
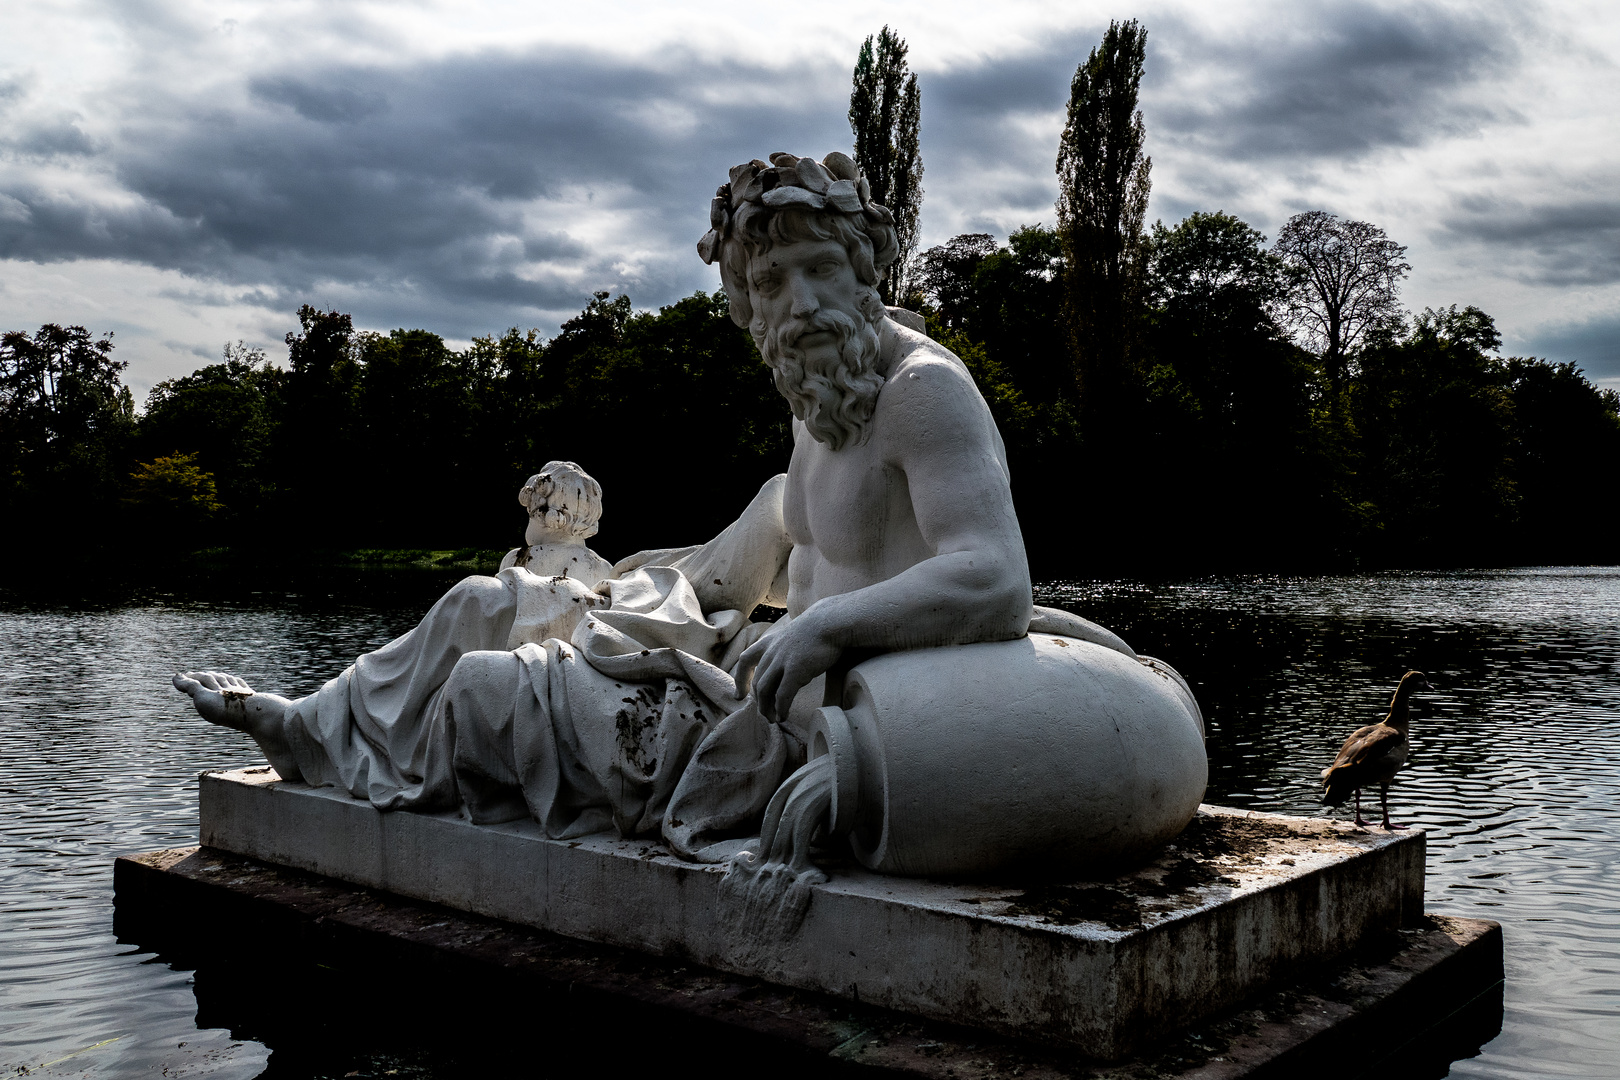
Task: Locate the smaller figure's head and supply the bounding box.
[519,461,603,544]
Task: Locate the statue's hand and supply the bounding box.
[735,613,841,725]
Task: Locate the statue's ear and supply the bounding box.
[719,262,753,328]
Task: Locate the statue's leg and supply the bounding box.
[436,649,534,825]
[175,574,520,789]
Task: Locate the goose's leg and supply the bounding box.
[1353,787,1369,827]
[1380,783,1407,830]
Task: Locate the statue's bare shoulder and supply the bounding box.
[872,325,1009,475]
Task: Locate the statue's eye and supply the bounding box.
[812,261,840,275]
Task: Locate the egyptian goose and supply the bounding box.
[1321,670,1434,829]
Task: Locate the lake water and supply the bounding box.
[2,568,1617,1077]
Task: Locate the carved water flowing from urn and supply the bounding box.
[720,754,834,943]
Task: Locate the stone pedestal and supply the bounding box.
[196,767,1427,1058]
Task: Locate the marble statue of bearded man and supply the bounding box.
[173,150,1146,865]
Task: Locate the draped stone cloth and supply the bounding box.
[279,476,797,860]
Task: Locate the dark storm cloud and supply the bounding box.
[911,2,1532,243]
[1150,1,1526,161]
[914,25,1100,234]
[1438,192,1620,287]
[5,119,97,158]
[0,1,1564,341]
[1521,313,1620,383]
[0,45,848,337]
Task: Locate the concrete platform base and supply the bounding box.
[196,767,1428,1058]
[114,846,1503,1079]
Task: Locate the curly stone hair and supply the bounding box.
[518,461,602,540]
[698,152,899,331]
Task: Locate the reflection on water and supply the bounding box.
[1,568,1617,1077]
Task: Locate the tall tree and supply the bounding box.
[270,305,362,526]
[1273,211,1410,395]
[849,26,924,305]
[1056,18,1153,434]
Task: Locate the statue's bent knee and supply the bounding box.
[808,636,1208,876]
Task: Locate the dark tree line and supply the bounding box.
[910,209,1620,571]
[1,293,791,563]
[3,248,1615,573]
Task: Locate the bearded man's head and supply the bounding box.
[698,152,900,450]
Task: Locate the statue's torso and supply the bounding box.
[781,341,993,616]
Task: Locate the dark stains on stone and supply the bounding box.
[1007,884,1144,929]
[1001,815,1319,928]
[613,684,663,775]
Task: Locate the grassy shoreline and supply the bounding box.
[0,545,514,607]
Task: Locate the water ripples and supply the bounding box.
[1041,567,1620,1078]
[2,570,1617,1076]
[0,593,425,1077]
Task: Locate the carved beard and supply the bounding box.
[759,307,885,451]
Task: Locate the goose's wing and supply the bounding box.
[1322,724,1403,804]
[1330,724,1394,769]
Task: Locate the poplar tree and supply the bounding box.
[1056,19,1152,430]
[850,26,924,305]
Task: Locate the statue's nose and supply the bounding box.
[788,274,819,318]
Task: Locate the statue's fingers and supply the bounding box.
[734,640,766,695]
[773,665,807,727]
[754,658,784,722]
[774,685,796,726]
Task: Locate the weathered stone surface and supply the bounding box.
[200,767,1425,1057]
[114,843,1500,1078]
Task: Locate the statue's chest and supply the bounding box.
[786,446,908,552]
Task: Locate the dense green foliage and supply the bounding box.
[0,324,134,531]
[0,292,789,563]
[909,215,1620,571]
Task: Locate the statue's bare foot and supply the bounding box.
[173,670,257,730]
[173,670,303,781]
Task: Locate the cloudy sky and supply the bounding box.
[3,0,1617,400]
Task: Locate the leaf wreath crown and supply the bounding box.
[697,151,894,265]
